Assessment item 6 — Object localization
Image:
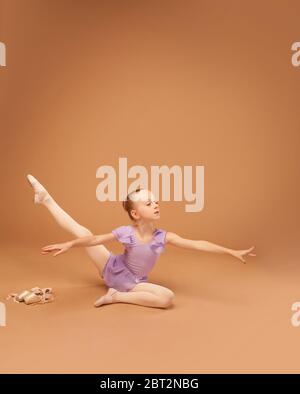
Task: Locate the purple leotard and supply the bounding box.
[101,225,167,292]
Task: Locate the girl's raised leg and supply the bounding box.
[26,174,110,274]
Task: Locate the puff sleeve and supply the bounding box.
[111,225,135,245]
[150,229,167,254]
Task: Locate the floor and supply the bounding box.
[0,240,300,373]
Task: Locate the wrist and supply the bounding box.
[68,240,75,248]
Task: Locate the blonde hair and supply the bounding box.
[122,187,143,221]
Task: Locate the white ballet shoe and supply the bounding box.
[15,290,31,302]
[26,174,51,204]
[7,287,54,305]
[94,288,118,307]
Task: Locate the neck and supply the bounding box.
[132,220,156,235]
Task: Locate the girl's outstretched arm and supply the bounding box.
[166,232,256,264]
[41,232,116,257]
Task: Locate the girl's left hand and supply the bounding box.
[230,246,256,264]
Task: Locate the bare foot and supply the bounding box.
[26,174,51,204]
[94,288,118,307]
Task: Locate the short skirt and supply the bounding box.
[101,252,148,292]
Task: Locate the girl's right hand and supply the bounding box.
[41,241,72,257]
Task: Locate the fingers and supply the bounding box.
[41,250,59,256]
[42,245,57,251]
[41,244,63,256]
[244,247,257,257]
[42,248,62,257]
[41,248,55,254]
[53,251,62,257]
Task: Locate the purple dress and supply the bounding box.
[101,225,167,292]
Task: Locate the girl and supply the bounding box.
[27,174,256,309]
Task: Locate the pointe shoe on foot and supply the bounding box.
[26,174,51,204]
[94,288,118,307]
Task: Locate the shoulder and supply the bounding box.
[152,229,179,245]
[112,224,132,234]
[165,231,187,245]
[165,231,178,244]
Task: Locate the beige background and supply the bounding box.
[0,0,300,373]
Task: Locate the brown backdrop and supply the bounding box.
[0,0,299,373]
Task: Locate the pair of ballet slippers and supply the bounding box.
[6,287,54,305]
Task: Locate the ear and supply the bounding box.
[130,209,139,220]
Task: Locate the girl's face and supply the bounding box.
[130,190,160,222]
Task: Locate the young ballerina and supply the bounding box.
[27,174,256,309]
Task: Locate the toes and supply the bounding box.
[94,295,113,307]
[94,289,118,307]
[94,296,105,307]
